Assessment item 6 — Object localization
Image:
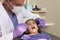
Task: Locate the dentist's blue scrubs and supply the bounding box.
[7,11,18,29]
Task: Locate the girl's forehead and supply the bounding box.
[26,20,35,23]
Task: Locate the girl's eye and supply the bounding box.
[33,22,35,24]
[28,23,31,25]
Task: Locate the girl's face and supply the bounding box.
[26,20,39,34]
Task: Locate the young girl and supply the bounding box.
[21,19,51,40]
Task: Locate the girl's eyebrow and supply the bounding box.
[27,23,31,24]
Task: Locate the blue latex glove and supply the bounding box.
[13,23,28,38]
[35,18,45,28]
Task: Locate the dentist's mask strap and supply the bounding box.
[4,0,19,14]
[7,0,13,10]
[3,0,14,11]
[4,0,17,14]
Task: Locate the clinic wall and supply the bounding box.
[30,0,60,38]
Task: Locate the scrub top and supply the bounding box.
[7,11,18,29]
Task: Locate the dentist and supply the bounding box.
[10,0,41,23]
[0,0,28,40]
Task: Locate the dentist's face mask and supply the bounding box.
[12,6,25,14]
[7,0,25,14]
[12,0,26,14]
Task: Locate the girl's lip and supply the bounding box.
[32,26,35,29]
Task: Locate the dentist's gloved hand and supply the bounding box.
[35,18,45,28]
[13,23,28,38]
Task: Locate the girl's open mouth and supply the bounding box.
[32,27,35,29]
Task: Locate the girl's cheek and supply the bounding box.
[28,25,31,27]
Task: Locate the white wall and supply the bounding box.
[30,0,60,38]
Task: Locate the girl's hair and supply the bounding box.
[24,19,41,34]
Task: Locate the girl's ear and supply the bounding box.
[37,25,39,31]
[37,25,40,28]
[37,25,41,33]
